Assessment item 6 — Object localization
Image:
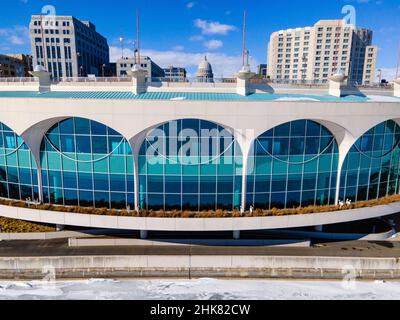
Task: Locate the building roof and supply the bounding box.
[0,90,398,102]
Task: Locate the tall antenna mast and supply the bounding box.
[137,9,141,65]
[242,11,246,67]
[396,41,400,79]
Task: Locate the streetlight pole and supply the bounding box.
[119,37,124,59]
[102,64,106,78]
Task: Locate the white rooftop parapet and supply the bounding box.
[128,64,147,95]
[236,65,256,96]
[394,78,400,98]
[29,65,51,93]
[328,72,348,97]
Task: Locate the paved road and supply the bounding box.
[1,238,400,258]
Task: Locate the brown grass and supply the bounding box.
[1,194,400,219]
[0,217,55,233]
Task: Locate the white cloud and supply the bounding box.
[187,2,195,9]
[194,19,236,35]
[172,45,185,51]
[0,26,29,47]
[189,35,204,42]
[109,47,259,78]
[204,40,223,50]
[9,35,25,45]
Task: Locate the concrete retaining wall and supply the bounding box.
[1,255,400,280]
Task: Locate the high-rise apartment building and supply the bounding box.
[29,15,109,78]
[267,20,377,84]
[116,56,165,79]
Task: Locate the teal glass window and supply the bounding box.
[247,120,338,209]
[0,122,38,201]
[340,120,400,202]
[139,119,242,211]
[40,117,134,209]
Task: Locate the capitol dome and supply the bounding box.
[196,56,214,83]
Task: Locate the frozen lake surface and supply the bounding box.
[1,278,400,300]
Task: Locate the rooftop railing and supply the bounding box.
[0,77,37,83]
[0,76,395,90]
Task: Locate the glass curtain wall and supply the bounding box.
[246,120,339,209]
[340,120,400,202]
[138,119,242,211]
[40,117,134,209]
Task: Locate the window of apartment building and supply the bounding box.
[304,36,310,40]
[293,59,299,63]
[318,27,323,31]
[326,33,332,37]
[317,40,322,44]
[325,51,330,55]
[318,33,323,38]
[316,51,321,55]
[295,42,300,47]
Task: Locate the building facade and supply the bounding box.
[163,66,187,82]
[0,54,32,77]
[0,79,399,231]
[116,56,165,79]
[267,20,377,84]
[29,15,110,78]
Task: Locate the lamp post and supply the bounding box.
[102,64,106,77]
[80,66,83,77]
[119,37,124,59]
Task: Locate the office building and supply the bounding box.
[116,56,165,79]
[0,54,32,77]
[29,15,110,78]
[163,65,187,82]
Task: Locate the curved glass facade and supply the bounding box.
[0,122,39,201]
[246,120,339,209]
[138,119,242,211]
[40,117,134,209]
[340,120,400,202]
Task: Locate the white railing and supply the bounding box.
[52,77,132,83]
[0,77,37,83]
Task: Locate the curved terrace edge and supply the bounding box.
[0,202,399,232]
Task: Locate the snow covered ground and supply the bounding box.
[1,278,400,300]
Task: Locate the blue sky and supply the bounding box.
[1,0,399,78]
